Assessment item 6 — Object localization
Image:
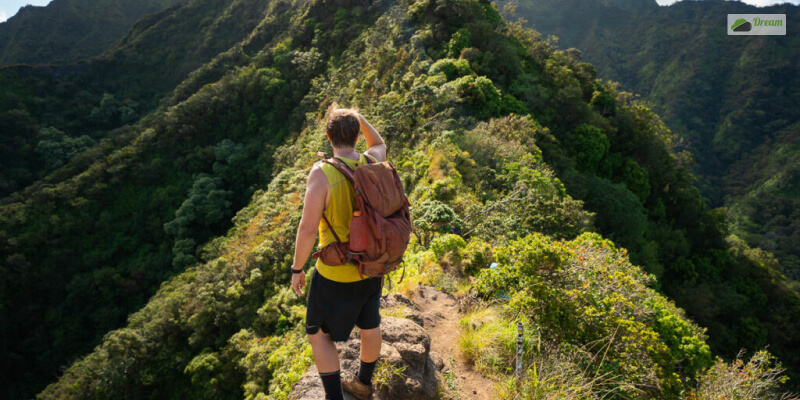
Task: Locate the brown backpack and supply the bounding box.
[311,153,411,281]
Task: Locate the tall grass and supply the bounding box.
[458,306,637,400]
[689,350,797,400]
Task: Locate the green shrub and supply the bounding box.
[564,124,610,171]
[447,28,472,58]
[411,199,460,246]
[429,234,467,259]
[475,233,714,398]
[429,58,473,81]
[447,75,503,119]
[462,238,494,274]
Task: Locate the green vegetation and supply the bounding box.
[459,307,534,375]
[0,0,796,397]
[437,357,463,400]
[0,0,311,396]
[373,358,408,393]
[473,233,712,398]
[506,0,800,281]
[692,350,790,400]
[0,0,277,198]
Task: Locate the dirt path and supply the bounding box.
[411,285,497,400]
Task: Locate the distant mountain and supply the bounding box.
[507,0,800,281]
[0,0,184,66]
[0,0,271,198]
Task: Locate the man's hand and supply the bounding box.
[291,268,306,296]
[357,113,387,162]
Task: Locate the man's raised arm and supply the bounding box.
[358,114,386,162]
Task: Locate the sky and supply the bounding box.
[0,0,798,22]
[657,0,799,5]
[1,0,54,23]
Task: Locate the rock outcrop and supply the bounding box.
[290,298,443,400]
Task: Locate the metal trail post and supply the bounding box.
[516,321,523,387]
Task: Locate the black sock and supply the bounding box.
[319,370,344,400]
[358,359,378,386]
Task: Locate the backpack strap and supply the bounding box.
[316,152,351,245]
[321,214,344,244]
[323,157,355,184]
[320,152,376,183]
[319,213,350,264]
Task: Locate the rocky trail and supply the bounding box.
[290,285,497,399]
[411,286,497,400]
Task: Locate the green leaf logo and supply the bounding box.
[731,18,752,32]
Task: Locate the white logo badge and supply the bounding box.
[729,14,786,36]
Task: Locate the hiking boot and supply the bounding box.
[342,371,373,400]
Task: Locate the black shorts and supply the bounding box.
[305,269,382,342]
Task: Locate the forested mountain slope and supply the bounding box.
[0,0,184,66]
[0,0,798,398]
[0,0,302,396]
[507,0,800,281]
[0,0,275,197]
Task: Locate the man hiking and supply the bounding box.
[290,108,386,400]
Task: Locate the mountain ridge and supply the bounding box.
[0,0,186,66]
[0,0,276,198]
[507,0,800,282]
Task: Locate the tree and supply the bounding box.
[35,126,95,171]
[164,174,233,267]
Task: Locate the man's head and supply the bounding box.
[326,109,360,149]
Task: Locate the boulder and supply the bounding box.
[290,317,442,400]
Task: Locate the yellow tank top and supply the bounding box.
[315,152,378,282]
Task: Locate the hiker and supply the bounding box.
[290,108,387,400]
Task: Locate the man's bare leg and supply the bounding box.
[309,331,344,399]
[308,331,340,372]
[360,327,382,363]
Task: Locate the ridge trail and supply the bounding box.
[411,285,496,400]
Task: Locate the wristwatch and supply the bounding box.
[291,267,304,274]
